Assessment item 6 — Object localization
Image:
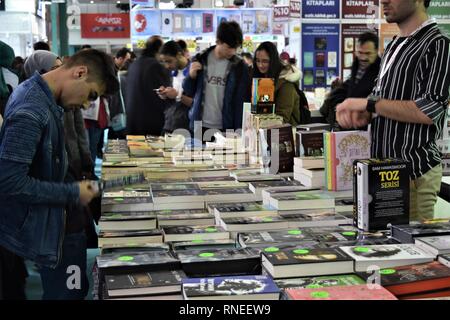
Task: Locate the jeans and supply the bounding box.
[39,232,89,300]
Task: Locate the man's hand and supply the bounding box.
[78,180,100,206]
[157,86,178,100]
[189,61,202,79]
[336,98,371,129]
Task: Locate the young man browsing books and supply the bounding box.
[0,49,119,299]
[336,0,450,221]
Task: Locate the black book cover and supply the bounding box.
[176,248,261,277]
[105,269,186,292]
[260,124,295,173]
[262,248,352,266]
[96,251,181,275]
[355,159,410,232]
[163,225,226,235]
[391,221,450,243]
[296,131,325,157]
[100,211,156,221]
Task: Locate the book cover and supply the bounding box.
[251,78,275,106]
[238,229,315,246]
[202,13,213,33]
[357,261,450,296]
[105,269,186,297]
[355,159,410,232]
[177,248,261,277]
[182,275,279,299]
[415,236,450,255]
[259,124,295,174]
[275,274,365,290]
[391,221,450,244]
[286,284,397,300]
[296,131,325,157]
[340,244,436,272]
[96,251,180,275]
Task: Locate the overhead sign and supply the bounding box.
[81,13,130,39]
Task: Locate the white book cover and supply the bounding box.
[415,236,450,255]
[339,244,435,272]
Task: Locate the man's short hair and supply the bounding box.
[33,41,50,51]
[424,0,431,8]
[63,49,119,95]
[115,47,130,59]
[176,39,188,52]
[358,32,379,50]
[216,21,243,49]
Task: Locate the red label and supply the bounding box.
[81,13,130,38]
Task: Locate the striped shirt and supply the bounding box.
[371,21,450,179]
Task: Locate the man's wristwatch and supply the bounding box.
[366,95,380,114]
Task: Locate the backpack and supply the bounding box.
[292,84,311,124]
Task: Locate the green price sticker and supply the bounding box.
[117,256,134,262]
[293,249,310,255]
[199,252,215,258]
[354,247,370,253]
[191,239,204,243]
[380,269,396,275]
[288,230,302,235]
[264,247,279,253]
[342,232,356,236]
[262,217,273,222]
[310,291,330,299]
[114,198,124,202]
[205,228,217,233]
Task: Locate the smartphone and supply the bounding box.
[153,88,161,92]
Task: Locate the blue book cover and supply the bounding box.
[182,275,280,297]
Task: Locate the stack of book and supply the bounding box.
[293,156,325,188]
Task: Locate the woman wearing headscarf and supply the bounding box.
[0,41,19,117]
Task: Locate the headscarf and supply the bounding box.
[0,41,15,99]
[24,50,59,78]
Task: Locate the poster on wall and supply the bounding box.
[255,10,271,34]
[342,0,379,19]
[341,24,379,81]
[242,11,256,34]
[289,0,301,18]
[161,11,173,35]
[428,1,450,19]
[380,23,399,53]
[80,13,130,38]
[131,0,156,6]
[302,0,339,19]
[130,10,160,37]
[302,23,340,89]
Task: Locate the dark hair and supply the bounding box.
[142,35,163,58]
[33,41,50,51]
[12,56,25,68]
[176,39,188,52]
[160,41,183,58]
[115,47,130,59]
[358,32,379,50]
[216,21,243,49]
[63,49,119,95]
[424,0,431,8]
[81,44,92,50]
[241,52,253,60]
[252,41,283,79]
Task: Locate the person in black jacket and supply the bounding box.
[125,36,172,136]
[320,32,380,129]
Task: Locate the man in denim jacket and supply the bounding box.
[0,49,118,299]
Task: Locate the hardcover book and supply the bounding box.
[285,284,397,300]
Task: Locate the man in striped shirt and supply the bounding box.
[336,0,450,221]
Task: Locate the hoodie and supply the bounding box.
[275,64,302,126]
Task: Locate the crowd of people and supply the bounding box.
[0,0,448,300]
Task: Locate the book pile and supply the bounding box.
[293,156,325,188]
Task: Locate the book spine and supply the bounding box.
[357,162,369,231]
[331,133,337,191]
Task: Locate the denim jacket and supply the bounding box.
[183,46,250,131]
[0,73,79,268]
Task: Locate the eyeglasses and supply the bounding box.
[88,90,98,101]
[255,59,270,65]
